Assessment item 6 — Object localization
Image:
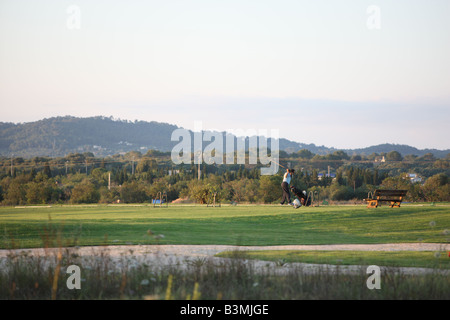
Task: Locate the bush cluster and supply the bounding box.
[1,150,449,205]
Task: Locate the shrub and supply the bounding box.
[120,181,149,203]
[70,179,100,204]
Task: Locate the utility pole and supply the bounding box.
[65,161,69,175]
[197,152,202,180]
[108,172,111,190]
[85,159,88,175]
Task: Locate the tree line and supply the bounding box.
[1,149,449,205]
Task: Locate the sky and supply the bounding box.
[0,0,449,150]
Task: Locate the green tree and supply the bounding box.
[225,178,260,203]
[99,186,120,203]
[26,182,44,204]
[3,180,27,205]
[185,175,223,204]
[26,181,60,204]
[422,174,449,202]
[136,159,151,174]
[404,154,418,162]
[71,179,100,204]
[148,178,170,200]
[120,181,149,203]
[330,185,354,201]
[335,169,345,186]
[386,151,403,161]
[331,150,350,160]
[186,180,212,204]
[43,163,52,178]
[433,159,449,169]
[90,168,108,186]
[419,153,436,161]
[295,149,314,159]
[380,175,410,190]
[258,175,282,203]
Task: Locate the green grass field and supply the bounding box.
[1,204,449,300]
[217,250,450,269]
[1,203,449,249]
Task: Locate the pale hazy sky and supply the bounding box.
[0,0,449,150]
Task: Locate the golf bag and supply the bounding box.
[290,186,311,207]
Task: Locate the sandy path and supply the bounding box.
[1,243,448,275]
[2,243,449,260]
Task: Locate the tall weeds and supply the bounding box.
[1,245,449,300]
[0,221,448,300]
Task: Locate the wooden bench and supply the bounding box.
[365,189,407,208]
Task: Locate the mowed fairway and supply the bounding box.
[0,204,449,249]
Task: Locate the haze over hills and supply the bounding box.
[0,116,448,159]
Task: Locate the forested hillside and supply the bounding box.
[0,116,448,158]
[0,116,179,157]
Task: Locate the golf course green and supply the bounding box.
[1,203,449,249]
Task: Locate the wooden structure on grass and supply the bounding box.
[153,191,168,208]
[207,192,221,207]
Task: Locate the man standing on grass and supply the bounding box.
[280,168,295,205]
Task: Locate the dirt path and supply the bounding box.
[1,243,448,275]
[2,242,449,259]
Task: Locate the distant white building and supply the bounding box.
[318,173,336,180]
[406,173,422,183]
[374,156,386,163]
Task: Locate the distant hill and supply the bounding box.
[0,116,448,158]
[0,116,179,157]
[343,144,450,158]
